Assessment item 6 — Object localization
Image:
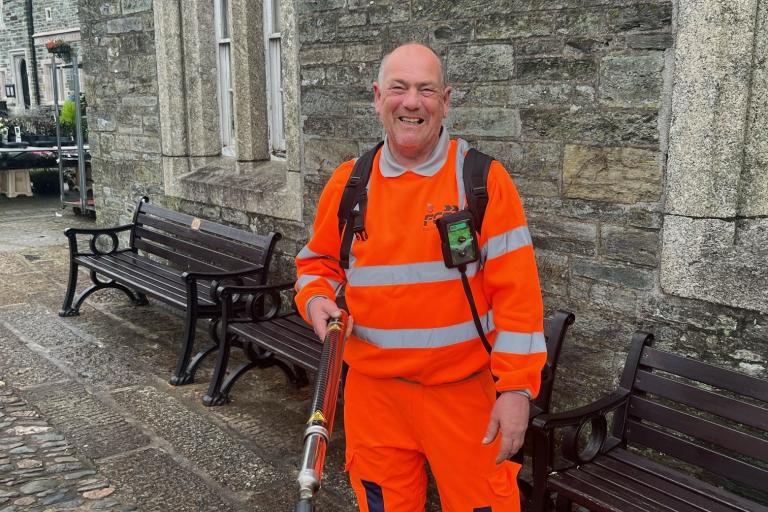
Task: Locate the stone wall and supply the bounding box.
[78,0,163,223]
[77,0,767,407]
[297,0,767,406]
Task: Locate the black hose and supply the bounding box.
[295,498,314,512]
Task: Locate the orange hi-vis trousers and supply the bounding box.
[344,368,521,512]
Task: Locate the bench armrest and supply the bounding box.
[217,281,296,323]
[531,389,630,430]
[64,224,135,256]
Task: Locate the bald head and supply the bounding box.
[377,43,447,89]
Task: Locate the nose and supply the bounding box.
[402,87,420,110]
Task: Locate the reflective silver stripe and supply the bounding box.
[353,312,494,349]
[493,331,546,354]
[481,226,533,262]
[296,274,341,291]
[346,260,479,287]
[297,245,337,261]
[455,138,470,209]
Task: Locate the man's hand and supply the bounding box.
[481,391,530,464]
[308,297,353,341]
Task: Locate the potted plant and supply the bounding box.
[45,39,72,59]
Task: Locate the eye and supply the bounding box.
[389,85,405,93]
[421,88,436,97]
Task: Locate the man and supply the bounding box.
[295,43,545,511]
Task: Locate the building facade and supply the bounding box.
[0,0,83,115]
[79,0,767,405]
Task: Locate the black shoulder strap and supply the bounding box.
[338,141,384,269]
[462,148,494,231]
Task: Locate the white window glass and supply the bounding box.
[265,0,285,155]
[215,0,234,155]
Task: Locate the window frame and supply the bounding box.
[264,0,285,156]
[214,0,235,157]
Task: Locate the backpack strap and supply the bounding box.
[462,148,494,232]
[338,141,384,270]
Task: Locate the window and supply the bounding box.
[42,60,66,104]
[12,52,30,109]
[45,8,52,21]
[264,0,284,155]
[214,0,234,155]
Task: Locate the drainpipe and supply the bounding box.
[25,0,41,106]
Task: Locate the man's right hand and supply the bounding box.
[308,297,352,340]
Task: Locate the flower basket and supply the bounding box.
[46,39,71,59]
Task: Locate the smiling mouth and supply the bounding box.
[399,116,424,125]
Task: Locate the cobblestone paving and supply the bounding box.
[0,381,137,511]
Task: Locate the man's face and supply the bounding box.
[373,45,452,166]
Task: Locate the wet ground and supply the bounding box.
[0,195,360,511]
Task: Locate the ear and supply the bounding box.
[373,81,382,114]
[442,86,452,118]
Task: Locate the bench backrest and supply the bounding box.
[532,309,576,415]
[130,198,281,284]
[617,333,768,494]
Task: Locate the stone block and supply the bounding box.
[514,37,564,56]
[741,1,768,216]
[473,140,560,183]
[535,249,569,296]
[601,225,659,267]
[517,57,596,81]
[300,45,344,65]
[626,33,674,50]
[339,12,367,26]
[590,283,638,315]
[665,0,758,217]
[639,295,740,334]
[412,0,529,20]
[121,0,152,15]
[301,87,350,116]
[300,0,345,11]
[563,145,662,204]
[572,257,655,290]
[343,43,383,62]
[298,13,337,44]
[476,12,555,40]
[661,216,768,313]
[106,16,143,33]
[554,9,604,36]
[599,53,665,107]
[605,3,673,33]
[431,23,473,45]
[303,137,359,174]
[528,215,597,256]
[522,109,658,146]
[367,3,411,24]
[447,44,514,83]
[386,23,431,48]
[446,107,520,138]
[325,62,377,87]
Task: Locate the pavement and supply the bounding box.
[0,195,365,511]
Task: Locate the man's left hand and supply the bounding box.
[481,391,530,464]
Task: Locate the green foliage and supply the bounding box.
[58,96,88,142]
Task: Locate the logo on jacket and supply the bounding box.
[423,203,459,229]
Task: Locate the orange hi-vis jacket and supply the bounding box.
[295,138,546,396]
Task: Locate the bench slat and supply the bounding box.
[133,238,221,273]
[231,322,321,371]
[601,451,764,512]
[137,213,270,265]
[134,227,253,271]
[634,371,768,431]
[77,255,189,308]
[573,465,699,512]
[625,420,768,490]
[77,254,215,307]
[629,396,768,462]
[641,348,768,402]
[550,471,652,512]
[139,202,273,247]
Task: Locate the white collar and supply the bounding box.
[379,129,450,178]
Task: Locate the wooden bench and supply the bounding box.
[206,274,575,421]
[529,331,768,512]
[59,197,282,388]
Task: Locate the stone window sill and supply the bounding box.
[168,156,301,221]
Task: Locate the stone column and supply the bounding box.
[154,0,188,157]
[230,0,270,162]
[181,0,221,157]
